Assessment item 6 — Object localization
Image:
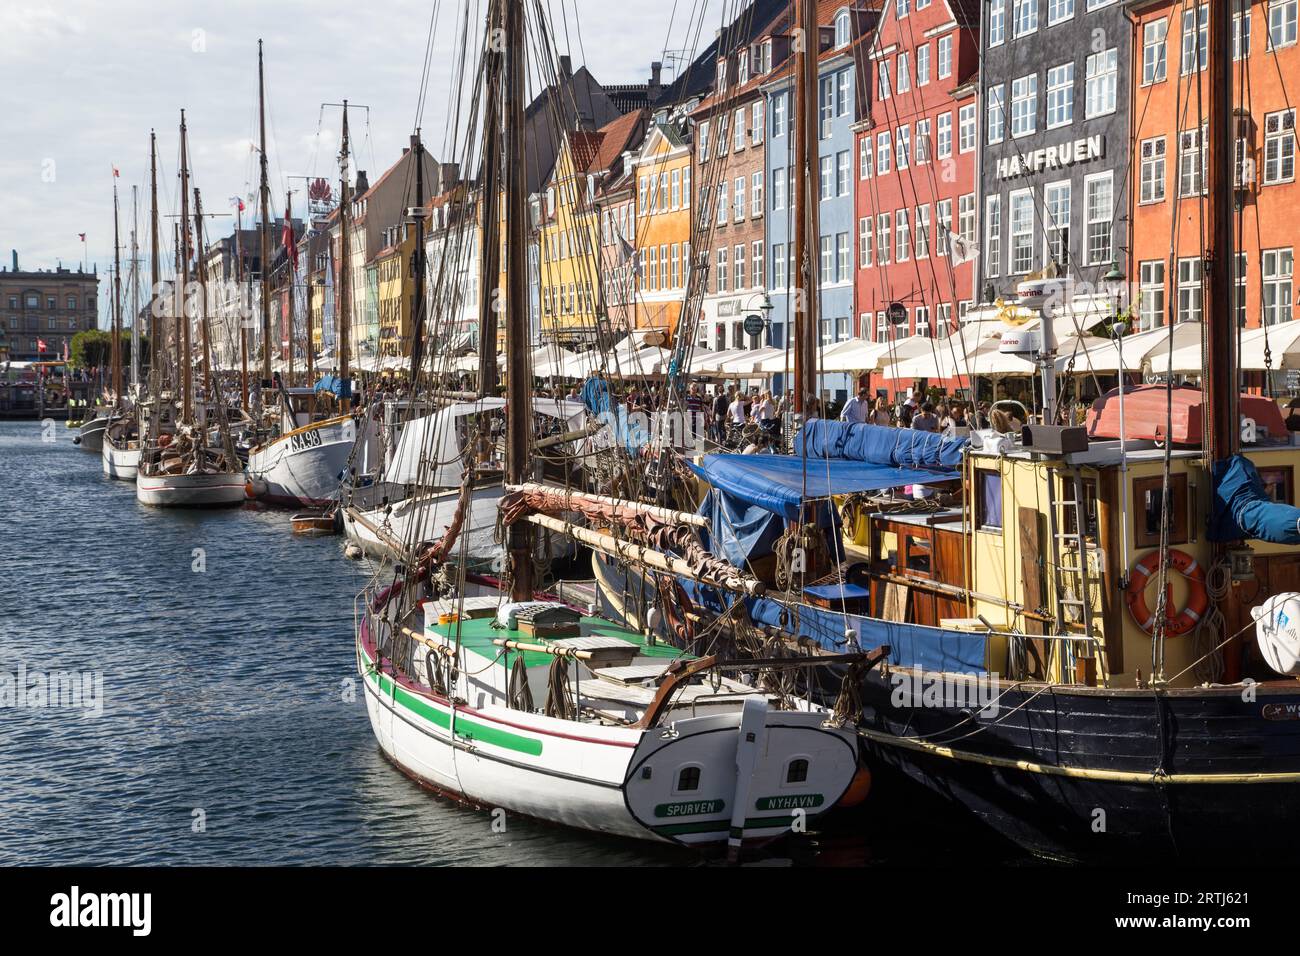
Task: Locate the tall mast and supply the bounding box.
[148,130,161,410]
[504,0,532,602]
[194,188,214,401]
[408,130,428,385]
[285,190,296,389]
[111,177,123,407]
[258,39,273,393]
[792,0,821,417]
[130,185,140,390]
[1204,0,1236,462]
[476,0,504,397]
[236,203,249,412]
[179,110,193,423]
[338,101,352,412]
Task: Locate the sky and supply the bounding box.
[0,1,727,327]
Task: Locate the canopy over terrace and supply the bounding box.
[1158,322,1300,375]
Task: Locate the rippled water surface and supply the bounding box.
[0,420,1002,867]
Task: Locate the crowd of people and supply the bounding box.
[838,386,988,438]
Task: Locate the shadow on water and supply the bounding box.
[0,421,1021,866]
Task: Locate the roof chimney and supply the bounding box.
[355,170,369,195]
[11,250,16,272]
[649,61,662,90]
[559,55,572,78]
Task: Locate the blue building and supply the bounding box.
[762,6,875,405]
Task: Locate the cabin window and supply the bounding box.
[1259,466,1294,505]
[976,469,1003,530]
[786,758,810,784]
[676,766,701,793]
[1134,474,1189,548]
[904,534,933,573]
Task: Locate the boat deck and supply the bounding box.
[425,613,690,669]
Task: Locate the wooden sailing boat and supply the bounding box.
[135,111,245,507]
[245,41,357,509]
[103,179,145,480]
[354,0,868,853]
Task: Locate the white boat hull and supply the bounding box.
[135,470,247,507]
[245,416,356,508]
[357,626,860,846]
[342,484,571,567]
[101,438,141,480]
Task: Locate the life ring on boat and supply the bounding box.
[1126,549,1209,637]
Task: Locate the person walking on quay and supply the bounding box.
[840,386,871,424]
[870,396,892,426]
[912,401,939,432]
[711,387,729,444]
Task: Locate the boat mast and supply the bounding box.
[792,0,821,417]
[504,0,532,602]
[1204,0,1236,462]
[338,101,353,412]
[130,185,140,391]
[148,130,161,429]
[408,130,427,385]
[179,110,193,424]
[285,190,296,389]
[194,188,214,401]
[111,176,123,408]
[476,2,504,397]
[235,202,249,413]
[258,39,273,400]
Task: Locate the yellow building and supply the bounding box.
[537,131,603,345]
[375,224,415,359]
[629,121,692,341]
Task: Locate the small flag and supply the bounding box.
[78,233,86,242]
[282,205,298,268]
[37,339,47,353]
[112,166,120,178]
[949,234,979,265]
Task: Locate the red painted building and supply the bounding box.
[854,0,981,366]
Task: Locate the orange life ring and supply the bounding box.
[1125,548,1209,637]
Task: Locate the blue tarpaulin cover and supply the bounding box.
[689,453,960,521]
[314,375,346,398]
[795,419,968,469]
[1210,454,1300,544]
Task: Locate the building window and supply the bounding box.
[896,209,911,262]
[773,242,786,288]
[896,52,911,94]
[859,216,873,267]
[1084,173,1113,265]
[734,176,746,220]
[837,232,851,282]
[915,119,931,164]
[1134,474,1188,548]
[1010,190,1034,274]
[1182,4,1209,74]
[837,70,851,117]
[877,311,889,343]
[752,171,764,217]
[860,136,873,179]
[878,62,891,100]
[772,167,785,210]
[752,101,765,145]
[915,205,932,259]
[989,0,1006,45]
[959,193,976,245]
[977,470,1004,530]
[1047,0,1074,24]
[1265,110,1297,184]
[1085,48,1118,117]
[772,94,787,137]
[734,244,746,289]
[912,306,930,338]
[1046,63,1073,129]
[1177,257,1203,323]
[836,11,851,47]
[877,131,892,174]
[959,103,977,152]
[937,112,953,159]
[821,234,834,282]
[1263,248,1294,324]
[1139,260,1166,331]
[66,295,77,310]
[1011,74,1037,138]
[1235,0,1253,57]
[1143,19,1168,84]
[1270,0,1298,48]
[1236,251,1249,326]
[837,150,851,195]
[897,125,911,169]
[716,247,729,293]
[820,155,834,200]
[752,241,764,288]
[1014,0,1038,37]
[734,107,746,151]
[917,44,931,86]
[938,35,953,78]
[878,213,892,265]
[1179,127,1206,196]
[717,182,728,225]
[1140,136,1167,203]
[820,76,835,139]
[987,85,1005,144]
[1044,181,1071,267]
[985,195,1002,277]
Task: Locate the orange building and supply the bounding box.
[629,120,693,340]
[1128,0,1298,336]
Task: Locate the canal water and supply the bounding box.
[0,420,1011,866]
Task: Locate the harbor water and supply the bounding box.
[0,421,1012,866]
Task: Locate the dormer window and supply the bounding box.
[835,10,851,47]
[761,39,773,73]
[716,59,727,92]
[738,50,749,85]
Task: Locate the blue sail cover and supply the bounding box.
[1210,454,1300,544]
[795,419,968,469]
[314,375,345,398]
